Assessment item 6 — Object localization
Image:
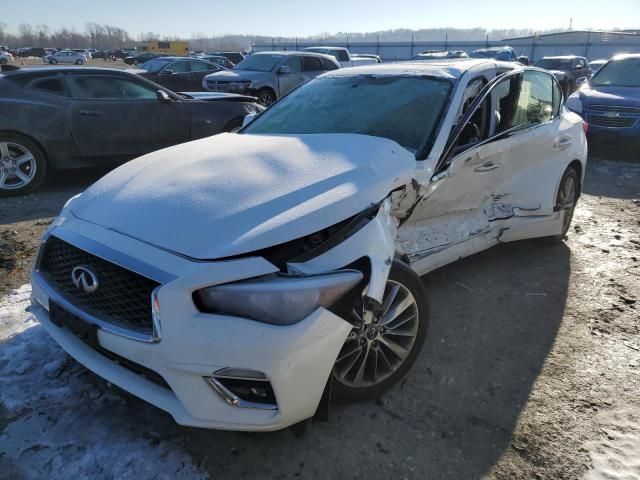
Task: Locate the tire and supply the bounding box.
[49,59,57,65]
[256,88,276,106]
[0,133,48,197]
[0,58,7,65]
[332,259,429,402]
[75,59,83,65]
[545,166,580,243]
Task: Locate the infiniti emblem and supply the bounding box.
[71,266,99,293]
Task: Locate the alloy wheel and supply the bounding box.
[0,142,37,191]
[258,91,275,106]
[333,280,420,388]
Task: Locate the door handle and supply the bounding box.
[474,161,500,173]
[79,111,102,116]
[553,136,572,150]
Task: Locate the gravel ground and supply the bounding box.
[0,155,639,479]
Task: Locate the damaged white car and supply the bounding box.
[30,59,587,431]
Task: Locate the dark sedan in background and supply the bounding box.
[123,52,165,65]
[0,66,263,195]
[128,56,226,92]
[566,54,640,158]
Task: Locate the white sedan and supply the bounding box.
[30,59,587,431]
[43,50,87,65]
[0,51,13,65]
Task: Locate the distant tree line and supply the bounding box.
[0,22,627,51]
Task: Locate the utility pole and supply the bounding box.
[569,17,573,31]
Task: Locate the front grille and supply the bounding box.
[208,81,229,91]
[39,236,160,333]
[587,115,637,128]
[588,104,640,114]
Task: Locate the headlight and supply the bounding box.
[194,269,363,325]
[565,94,583,114]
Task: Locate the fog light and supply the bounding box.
[204,368,277,410]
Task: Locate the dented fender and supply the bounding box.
[287,198,397,304]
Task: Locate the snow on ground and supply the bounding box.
[0,285,206,480]
[585,408,640,480]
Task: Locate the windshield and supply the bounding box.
[235,54,283,72]
[590,57,640,87]
[535,59,573,70]
[140,58,172,72]
[243,75,452,152]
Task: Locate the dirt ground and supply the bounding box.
[0,155,639,479]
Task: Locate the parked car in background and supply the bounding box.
[303,46,378,67]
[412,50,468,60]
[44,50,87,65]
[351,53,382,63]
[198,55,235,69]
[566,54,640,157]
[535,56,590,96]
[124,52,165,65]
[203,51,340,105]
[470,46,518,62]
[29,59,586,432]
[91,50,108,59]
[73,49,92,59]
[589,59,608,75]
[206,51,245,65]
[0,51,13,64]
[129,57,226,92]
[108,49,130,60]
[0,66,263,195]
[18,47,46,58]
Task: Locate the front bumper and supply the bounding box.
[30,220,351,431]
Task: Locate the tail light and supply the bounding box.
[582,121,589,135]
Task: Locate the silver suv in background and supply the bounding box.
[202,51,340,105]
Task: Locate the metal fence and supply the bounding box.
[252,34,640,62]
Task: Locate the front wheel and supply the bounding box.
[49,59,57,65]
[256,88,276,106]
[0,58,7,65]
[75,59,83,65]
[332,260,429,402]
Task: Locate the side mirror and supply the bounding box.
[576,77,588,87]
[242,113,257,127]
[157,90,172,102]
[278,65,291,75]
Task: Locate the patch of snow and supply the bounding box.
[584,407,640,480]
[0,285,206,480]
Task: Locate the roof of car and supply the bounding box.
[0,66,138,77]
[324,59,513,79]
[540,55,585,60]
[612,53,640,60]
[251,50,333,58]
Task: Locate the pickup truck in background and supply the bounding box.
[303,46,380,67]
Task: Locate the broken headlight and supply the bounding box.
[194,270,363,325]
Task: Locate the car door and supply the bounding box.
[157,60,191,92]
[277,55,304,96]
[189,60,220,91]
[67,73,190,158]
[493,70,577,241]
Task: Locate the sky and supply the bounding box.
[2,0,639,38]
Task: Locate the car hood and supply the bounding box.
[203,69,268,81]
[580,85,640,107]
[70,133,415,260]
[548,69,567,78]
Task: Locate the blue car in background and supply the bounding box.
[566,54,640,158]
